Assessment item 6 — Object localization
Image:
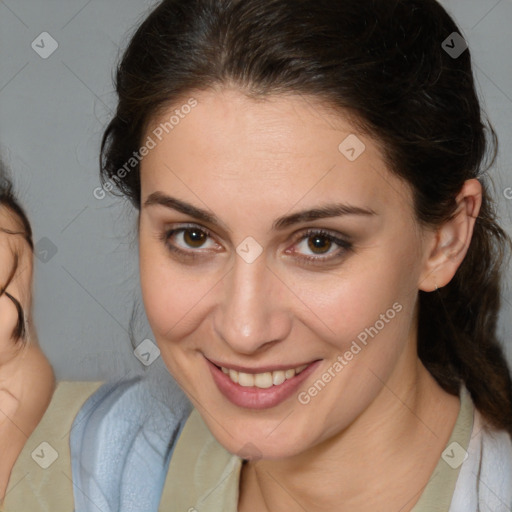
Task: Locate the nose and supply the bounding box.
[213,254,292,355]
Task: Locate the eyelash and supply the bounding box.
[159,224,353,266]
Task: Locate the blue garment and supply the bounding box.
[70,375,191,512]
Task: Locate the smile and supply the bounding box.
[220,364,309,388]
[206,357,321,409]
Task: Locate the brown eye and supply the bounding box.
[182,228,208,248]
[161,224,219,259]
[307,235,332,254]
[292,229,353,266]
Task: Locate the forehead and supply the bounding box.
[140,88,412,214]
[149,88,369,159]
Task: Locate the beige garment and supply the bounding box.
[160,386,474,511]
[1,381,103,512]
[410,385,474,511]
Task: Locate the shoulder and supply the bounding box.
[2,381,103,512]
[450,406,512,511]
[48,380,104,418]
[70,373,192,512]
[71,373,191,438]
[478,415,512,508]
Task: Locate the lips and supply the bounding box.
[206,357,321,409]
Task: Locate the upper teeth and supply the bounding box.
[221,364,308,388]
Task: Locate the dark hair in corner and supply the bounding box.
[0,160,33,341]
[100,0,512,434]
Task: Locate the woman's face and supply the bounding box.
[139,88,433,459]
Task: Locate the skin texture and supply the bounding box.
[138,88,481,511]
[0,205,55,503]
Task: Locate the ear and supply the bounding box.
[418,179,482,292]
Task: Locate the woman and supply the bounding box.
[71,0,512,510]
[0,163,102,511]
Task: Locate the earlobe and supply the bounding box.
[418,179,482,292]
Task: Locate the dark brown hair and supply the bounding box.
[100,0,512,433]
[0,161,33,341]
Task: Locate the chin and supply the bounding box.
[208,417,312,461]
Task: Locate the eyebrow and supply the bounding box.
[144,192,376,231]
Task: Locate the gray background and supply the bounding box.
[0,0,511,381]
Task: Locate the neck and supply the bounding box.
[0,342,55,503]
[239,351,460,512]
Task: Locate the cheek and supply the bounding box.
[290,248,417,349]
[139,236,212,344]
[139,235,174,336]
